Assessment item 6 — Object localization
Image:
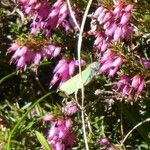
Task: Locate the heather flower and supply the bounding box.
[19,0,78,36]
[92,2,134,41]
[97,137,116,150]
[97,137,110,146]
[131,74,145,93]
[38,114,55,122]
[99,50,123,77]
[88,30,109,53]
[108,146,116,150]
[29,0,77,36]
[50,59,85,88]
[115,75,131,95]
[8,41,61,70]
[93,31,109,53]
[114,74,145,99]
[139,58,150,69]
[47,118,76,149]
[62,101,78,116]
[19,0,43,14]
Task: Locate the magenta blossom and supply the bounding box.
[114,74,145,99]
[47,118,76,149]
[97,137,116,150]
[139,58,150,69]
[50,59,85,88]
[19,0,78,36]
[8,42,61,70]
[92,2,134,41]
[99,50,124,77]
[29,0,77,36]
[19,0,44,14]
[62,101,78,116]
[90,31,109,53]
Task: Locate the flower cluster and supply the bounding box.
[93,2,133,41]
[19,0,44,14]
[50,59,85,88]
[89,31,108,53]
[62,101,78,116]
[97,137,116,150]
[40,115,75,150]
[8,41,61,70]
[114,74,145,99]
[89,1,134,79]
[14,0,147,100]
[89,1,134,56]
[99,49,124,77]
[19,0,77,36]
[39,101,78,149]
[88,1,147,99]
[47,118,76,150]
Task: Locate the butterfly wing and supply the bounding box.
[59,62,100,95]
[60,64,92,95]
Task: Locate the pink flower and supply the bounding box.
[55,142,65,150]
[29,0,77,36]
[113,26,122,41]
[62,102,78,116]
[131,74,145,92]
[124,4,134,12]
[19,0,43,14]
[38,114,55,122]
[91,31,108,53]
[98,137,110,146]
[50,59,85,88]
[97,137,116,150]
[120,12,131,25]
[99,50,123,77]
[91,2,133,41]
[140,59,150,69]
[93,6,104,18]
[46,117,76,149]
[8,41,61,70]
[105,23,117,37]
[114,74,145,99]
[102,12,112,24]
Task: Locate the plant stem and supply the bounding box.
[121,118,150,146]
[6,92,52,150]
[66,0,80,31]
[77,0,93,149]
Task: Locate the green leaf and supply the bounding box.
[60,62,99,95]
[35,131,52,150]
[6,92,52,150]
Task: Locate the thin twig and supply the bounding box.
[77,0,93,149]
[120,118,150,146]
[66,0,80,31]
[120,101,124,140]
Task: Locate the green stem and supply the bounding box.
[121,118,150,146]
[0,72,16,85]
[77,0,93,149]
[6,92,52,150]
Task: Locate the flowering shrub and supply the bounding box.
[8,37,61,70]
[1,0,150,149]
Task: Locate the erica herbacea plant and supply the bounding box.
[19,0,78,36]
[1,0,150,149]
[8,36,61,70]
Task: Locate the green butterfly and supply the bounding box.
[60,62,100,95]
